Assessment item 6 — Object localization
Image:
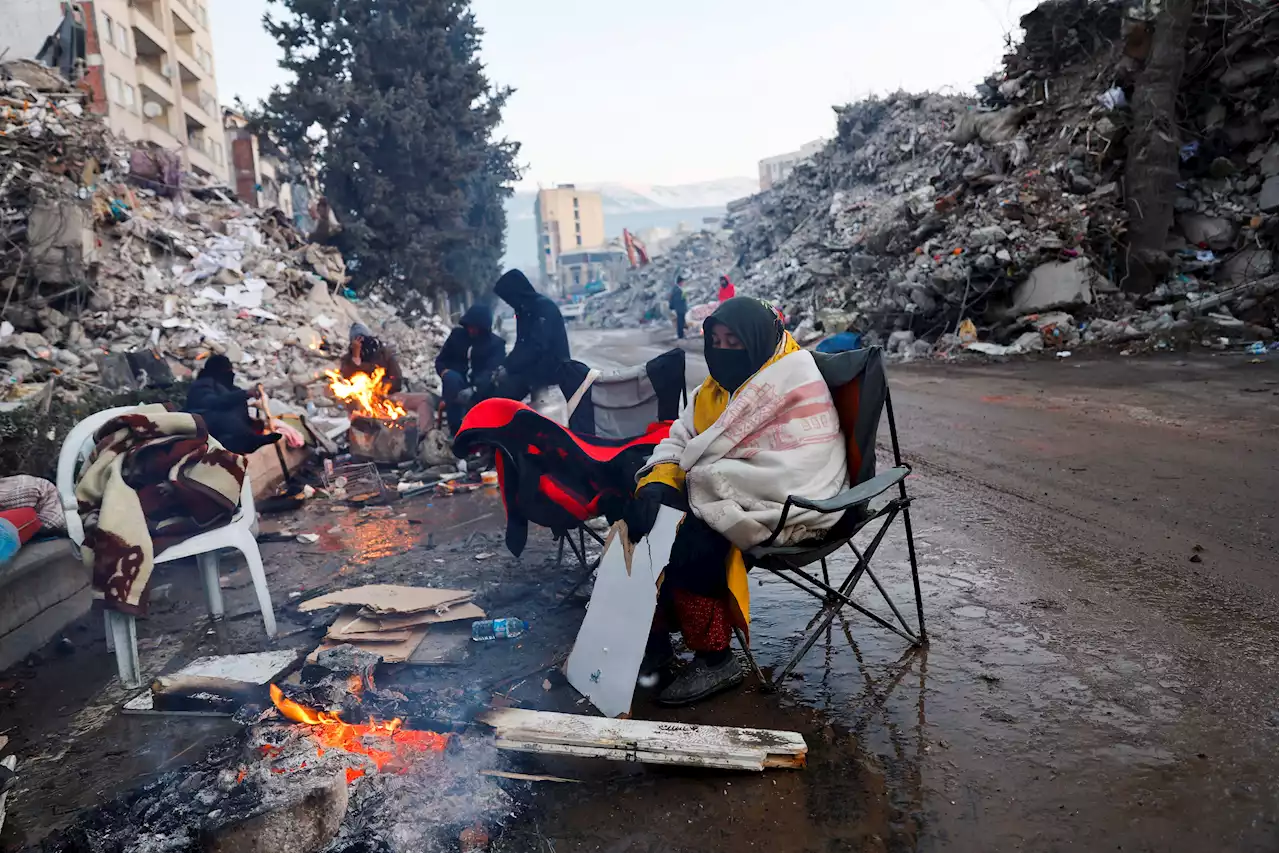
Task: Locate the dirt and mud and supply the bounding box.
[0,329,1274,853]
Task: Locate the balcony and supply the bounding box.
[142,119,178,147]
[129,4,166,51]
[170,1,197,38]
[135,62,174,106]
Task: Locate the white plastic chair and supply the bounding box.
[56,405,278,688]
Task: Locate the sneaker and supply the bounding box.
[656,655,744,706]
[637,647,676,689]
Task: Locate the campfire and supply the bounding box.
[269,684,448,784]
[324,366,419,462]
[324,367,408,420]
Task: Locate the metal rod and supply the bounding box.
[862,564,913,637]
[820,556,830,587]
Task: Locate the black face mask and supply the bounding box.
[706,347,757,393]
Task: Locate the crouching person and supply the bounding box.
[624,297,849,706]
[435,303,506,434]
[185,355,281,455]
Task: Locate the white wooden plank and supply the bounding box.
[122,649,300,714]
[479,708,807,771]
[565,507,683,717]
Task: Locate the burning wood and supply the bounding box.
[324,366,407,420]
[268,684,448,782]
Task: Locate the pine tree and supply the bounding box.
[253,0,520,301]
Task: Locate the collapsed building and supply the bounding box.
[609,0,1278,356]
[0,61,449,418]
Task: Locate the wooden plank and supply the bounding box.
[479,769,580,783]
[123,650,301,715]
[299,585,473,614]
[478,708,807,771]
[0,754,16,835]
[565,508,683,717]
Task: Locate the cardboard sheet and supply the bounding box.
[324,611,414,643]
[565,507,683,717]
[299,584,473,614]
[308,624,431,664]
[337,602,486,634]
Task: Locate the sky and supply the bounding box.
[212,0,1039,190]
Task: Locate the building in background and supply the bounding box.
[533,185,604,293]
[1,0,227,181]
[757,139,826,191]
[223,108,283,207]
[555,241,629,295]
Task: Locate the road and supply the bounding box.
[497,327,1279,852]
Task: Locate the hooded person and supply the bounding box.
[622,297,849,706]
[716,275,736,302]
[435,302,507,433]
[668,276,689,339]
[340,322,403,394]
[184,355,282,455]
[492,269,571,401]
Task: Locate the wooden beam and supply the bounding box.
[477,708,807,771]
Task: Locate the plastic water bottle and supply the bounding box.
[0,518,20,564]
[471,617,528,642]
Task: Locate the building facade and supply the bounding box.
[757,139,826,191]
[1,0,227,181]
[533,186,604,293]
[555,242,628,295]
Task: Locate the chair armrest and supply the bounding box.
[785,466,911,515]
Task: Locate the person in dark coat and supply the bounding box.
[492,269,571,401]
[339,322,403,393]
[435,303,507,433]
[668,276,689,339]
[184,355,281,455]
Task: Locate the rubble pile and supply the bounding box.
[0,62,449,414]
[722,0,1278,356]
[586,230,736,327]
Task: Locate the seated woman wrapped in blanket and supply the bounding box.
[624,297,849,706]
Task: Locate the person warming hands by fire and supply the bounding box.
[434,303,506,434]
[623,297,849,706]
[184,355,282,455]
[340,323,403,393]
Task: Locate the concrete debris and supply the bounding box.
[594,0,1278,358]
[1,63,449,412]
[586,230,735,328]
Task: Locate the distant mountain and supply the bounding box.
[502,177,757,269]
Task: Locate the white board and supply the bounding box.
[565,507,683,717]
[123,649,300,714]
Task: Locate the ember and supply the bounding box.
[325,366,408,420]
[269,684,448,775]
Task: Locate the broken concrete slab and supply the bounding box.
[1009,258,1096,316]
[1217,250,1276,286]
[1259,175,1279,213]
[1177,214,1238,251]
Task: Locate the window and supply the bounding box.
[102,14,114,45]
[117,23,129,54]
[573,208,580,221]
[197,3,207,27]
[576,235,583,246]
[122,83,136,112]
[108,74,123,105]
[572,197,579,209]
[212,142,223,163]
[544,247,551,256]
[574,221,581,233]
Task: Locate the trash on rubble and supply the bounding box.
[1096,86,1127,110]
[296,533,320,544]
[957,319,978,343]
[1055,350,1072,359]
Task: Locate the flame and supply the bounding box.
[269,684,447,775]
[324,367,408,420]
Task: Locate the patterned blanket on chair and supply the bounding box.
[75,405,247,615]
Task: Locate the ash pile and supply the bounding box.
[586,230,736,327]
[0,61,449,415]
[725,0,1278,356]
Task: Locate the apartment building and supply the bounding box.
[533,186,605,292]
[1,0,227,181]
[758,138,826,191]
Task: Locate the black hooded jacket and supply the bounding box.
[494,270,570,387]
[435,303,507,388]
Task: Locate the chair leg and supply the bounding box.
[104,611,114,651]
[236,534,278,638]
[198,552,224,620]
[107,610,141,689]
[554,534,566,569]
[733,626,771,693]
[901,505,927,642]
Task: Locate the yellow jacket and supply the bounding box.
[637,331,804,634]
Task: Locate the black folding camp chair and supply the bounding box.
[736,346,926,692]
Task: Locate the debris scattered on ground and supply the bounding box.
[1,62,449,419]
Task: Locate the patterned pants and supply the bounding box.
[671,589,732,653]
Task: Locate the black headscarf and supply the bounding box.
[704,296,783,393]
[201,354,235,385]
